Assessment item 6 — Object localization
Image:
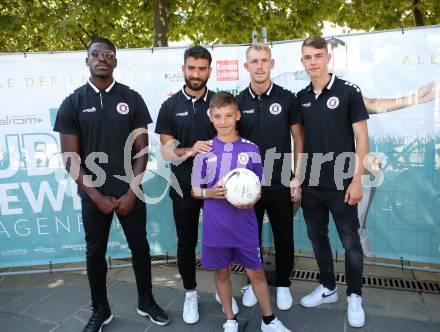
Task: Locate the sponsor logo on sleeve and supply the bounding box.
[242,109,255,114]
[82,107,96,113]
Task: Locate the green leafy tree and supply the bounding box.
[333,0,440,30]
[0,0,156,51]
[170,0,342,44]
[1,0,439,52]
[0,0,340,51]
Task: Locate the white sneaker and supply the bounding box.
[347,294,365,328]
[300,284,338,308]
[276,287,293,310]
[183,291,199,324]
[241,284,257,307]
[223,319,239,332]
[215,292,239,315]
[261,317,291,332]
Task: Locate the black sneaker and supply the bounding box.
[137,297,171,326]
[82,304,113,332]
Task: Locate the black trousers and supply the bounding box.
[254,187,294,287]
[81,197,152,308]
[172,195,203,290]
[301,186,364,296]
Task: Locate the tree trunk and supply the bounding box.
[412,0,425,26]
[153,0,168,47]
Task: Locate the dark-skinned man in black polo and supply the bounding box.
[54,37,169,332]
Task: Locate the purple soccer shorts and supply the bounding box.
[201,244,263,270]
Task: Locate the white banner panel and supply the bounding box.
[0,26,439,267]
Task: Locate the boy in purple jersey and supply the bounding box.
[191,92,291,332]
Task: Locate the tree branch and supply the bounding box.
[153,0,169,47]
[412,0,425,26]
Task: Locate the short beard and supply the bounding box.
[185,77,208,91]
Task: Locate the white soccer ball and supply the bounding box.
[223,168,261,206]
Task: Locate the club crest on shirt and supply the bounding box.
[269,103,282,115]
[326,96,339,109]
[116,102,129,115]
[238,152,249,165]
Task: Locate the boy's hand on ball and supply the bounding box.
[209,181,227,199]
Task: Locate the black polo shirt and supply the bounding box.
[155,86,215,198]
[296,74,369,190]
[53,80,152,197]
[236,83,299,190]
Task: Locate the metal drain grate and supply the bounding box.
[151,255,172,262]
[192,260,440,294]
[361,275,440,294]
[290,269,440,294]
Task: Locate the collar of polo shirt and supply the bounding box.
[248,81,274,99]
[181,85,209,102]
[307,73,336,93]
[88,79,116,93]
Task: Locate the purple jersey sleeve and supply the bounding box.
[191,153,206,188]
[191,152,218,188]
[250,146,263,182]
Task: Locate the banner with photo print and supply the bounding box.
[0,26,439,267]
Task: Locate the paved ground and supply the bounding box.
[1,258,439,332]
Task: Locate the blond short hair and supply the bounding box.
[246,42,272,59]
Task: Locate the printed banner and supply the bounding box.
[0,26,439,268]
